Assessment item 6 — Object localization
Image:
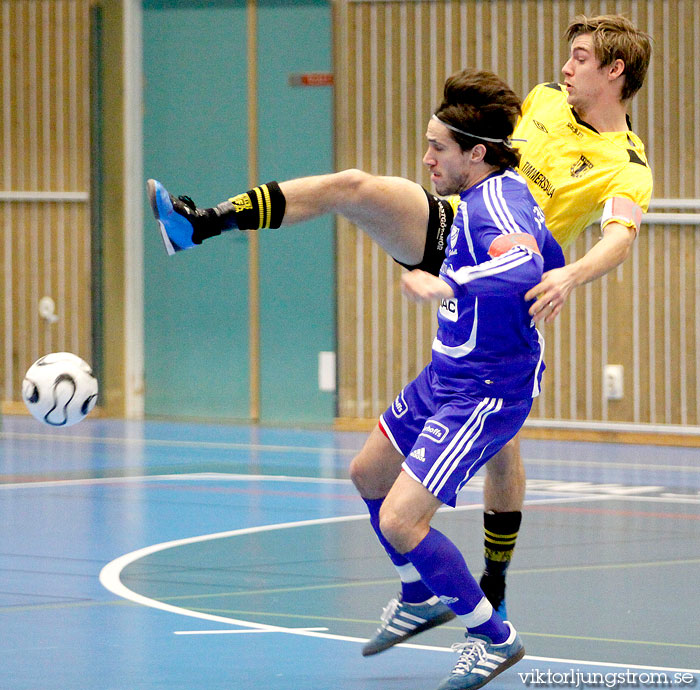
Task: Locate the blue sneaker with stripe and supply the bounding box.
[361,595,456,656]
[436,622,525,690]
[147,178,201,255]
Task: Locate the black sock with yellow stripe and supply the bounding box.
[483,510,521,577]
[191,181,286,243]
[222,181,286,231]
[479,510,521,613]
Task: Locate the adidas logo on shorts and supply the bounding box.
[409,447,426,462]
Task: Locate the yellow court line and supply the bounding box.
[4,559,698,615]
[145,556,700,604]
[0,598,134,614]
[516,630,700,649]
[186,607,700,650]
[2,596,698,653]
[158,577,398,602]
[511,556,700,576]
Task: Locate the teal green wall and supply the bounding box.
[258,0,335,422]
[142,0,334,423]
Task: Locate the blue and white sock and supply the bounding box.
[404,527,510,643]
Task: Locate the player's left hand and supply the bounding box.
[401,269,455,302]
[524,266,576,323]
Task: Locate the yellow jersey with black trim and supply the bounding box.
[512,82,653,249]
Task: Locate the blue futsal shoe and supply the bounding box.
[362,595,456,656]
[147,178,202,255]
[436,622,525,690]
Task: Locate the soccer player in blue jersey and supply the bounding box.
[345,69,564,689]
[147,14,652,654]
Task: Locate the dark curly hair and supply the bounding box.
[434,68,522,170]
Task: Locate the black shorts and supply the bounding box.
[394,188,455,276]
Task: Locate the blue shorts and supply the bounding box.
[380,364,533,507]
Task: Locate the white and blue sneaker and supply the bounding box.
[362,595,456,656]
[147,178,204,255]
[436,622,525,690]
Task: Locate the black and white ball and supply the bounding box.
[22,352,98,427]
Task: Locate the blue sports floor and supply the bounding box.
[1,415,699,689]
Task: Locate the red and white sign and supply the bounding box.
[288,73,334,87]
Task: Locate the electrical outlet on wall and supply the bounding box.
[318,351,336,392]
[604,364,624,400]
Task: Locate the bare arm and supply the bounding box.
[401,269,454,301]
[524,221,636,323]
[279,169,430,266]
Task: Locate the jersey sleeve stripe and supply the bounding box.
[445,246,534,286]
[481,177,520,234]
[492,177,522,232]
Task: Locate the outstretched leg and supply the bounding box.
[147,169,429,265]
[278,171,429,265]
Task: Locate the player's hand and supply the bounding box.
[524,266,576,323]
[401,269,455,302]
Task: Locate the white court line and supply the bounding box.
[0,472,356,490]
[174,627,329,635]
[2,430,698,473]
[525,457,700,473]
[5,472,697,503]
[0,430,360,455]
[519,655,700,674]
[99,512,390,648]
[98,493,699,675]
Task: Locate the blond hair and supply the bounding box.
[566,14,653,100]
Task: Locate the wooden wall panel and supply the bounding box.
[334,0,700,432]
[0,0,92,409]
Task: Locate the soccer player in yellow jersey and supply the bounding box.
[516,19,652,322]
[148,14,652,644]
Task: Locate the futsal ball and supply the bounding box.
[22,352,98,427]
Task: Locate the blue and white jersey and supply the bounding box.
[435,168,565,400]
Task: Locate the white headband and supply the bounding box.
[431,114,526,147]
